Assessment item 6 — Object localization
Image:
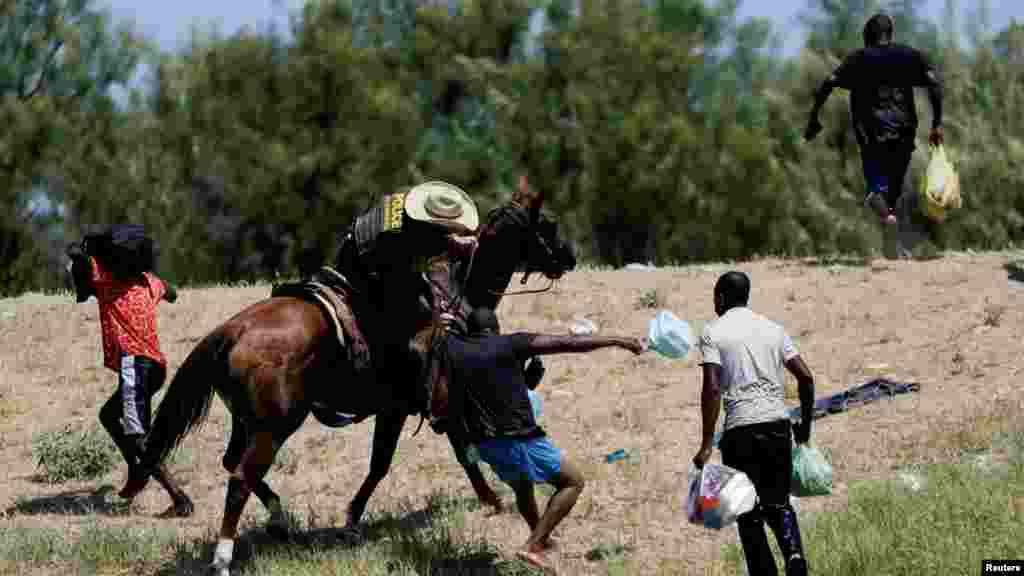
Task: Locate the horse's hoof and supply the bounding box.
[208,562,231,576]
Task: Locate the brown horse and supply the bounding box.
[135,190,574,575]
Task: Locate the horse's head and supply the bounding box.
[509,175,575,279]
[468,176,576,305]
[523,211,577,281]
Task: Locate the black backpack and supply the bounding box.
[83,224,157,280]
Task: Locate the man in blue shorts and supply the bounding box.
[442,308,645,571]
[805,13,944,228]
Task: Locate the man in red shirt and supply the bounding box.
[68,240,191,514]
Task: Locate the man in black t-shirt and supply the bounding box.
[805,13,944,228]
[443,308,645,571]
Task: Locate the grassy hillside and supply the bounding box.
[1,251,1022,575]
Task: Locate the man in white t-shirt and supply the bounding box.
[692,271,815,576]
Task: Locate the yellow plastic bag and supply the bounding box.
[920,145,962,223]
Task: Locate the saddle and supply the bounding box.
[271,267,373,427]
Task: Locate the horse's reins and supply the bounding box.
[412,251,470,437]
[489,276,556,296]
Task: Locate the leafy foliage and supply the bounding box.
[0,0,144,295]
[2,0,1024,295]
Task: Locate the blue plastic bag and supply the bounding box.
[647,310,694,359]
[791,443,833,497]
[527,389,543,422]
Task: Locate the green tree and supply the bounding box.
[0,0,144,295]
[128,1,425,283]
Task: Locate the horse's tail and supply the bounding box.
[145,330,230,467]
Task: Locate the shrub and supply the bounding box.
[33,424,118,484]
[634,288,661,309]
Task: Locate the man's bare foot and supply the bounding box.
[516,549,553,572]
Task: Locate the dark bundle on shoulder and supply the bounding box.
[84,224,157,280]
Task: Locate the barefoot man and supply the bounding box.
[440,308,645,571]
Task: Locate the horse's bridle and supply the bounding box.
[489,276,556,296]
[480,204,561,298]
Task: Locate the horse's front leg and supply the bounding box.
[345,410,407,531]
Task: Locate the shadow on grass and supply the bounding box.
[154,494,538,576]
[3,485,130,517]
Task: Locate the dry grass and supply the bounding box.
[893,396,1024,466]
[1,251,1023,574]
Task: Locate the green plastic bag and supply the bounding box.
[919,144,961,223]
[791,443,833,497]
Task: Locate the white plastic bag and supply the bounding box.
[686,463,757,530]
[570,318,597,335]
[647,310,694,359]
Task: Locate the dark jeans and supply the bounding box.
[861,143,914,212]
[720,419,807,576]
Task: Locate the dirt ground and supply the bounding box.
[1,251,1022,575]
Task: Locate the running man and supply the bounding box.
[805,13,944,226]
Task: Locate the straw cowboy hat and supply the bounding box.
[404,181,479,235]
